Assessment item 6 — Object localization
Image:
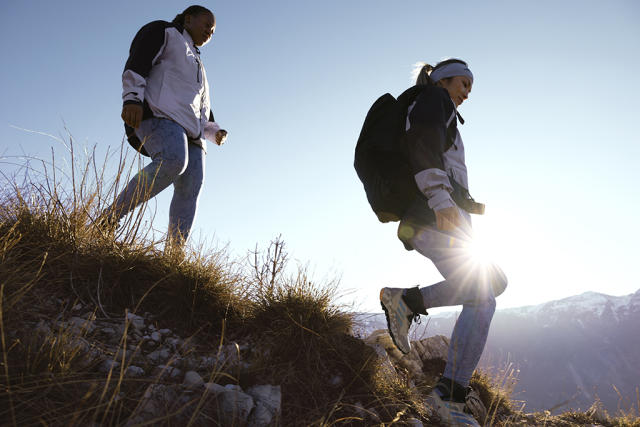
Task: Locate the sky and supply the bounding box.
[0,0,638,314]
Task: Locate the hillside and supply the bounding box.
[356,290,640,415]
[0,148,638,426]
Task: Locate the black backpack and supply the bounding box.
[354,85,427,223]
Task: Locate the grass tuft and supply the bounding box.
[0,137,638,425]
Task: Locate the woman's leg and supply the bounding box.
[167,142,205,244]
[107,118,189,222]
[403,218,507,387]
[442,299,496,387]
[404,219,507,308]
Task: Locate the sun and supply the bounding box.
[468,217,502,266]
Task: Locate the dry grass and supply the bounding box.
[0,138,433,425]
[0,137,638,426]
[237,237,433,425]
[0,138,248,424]
[469,363,521,425]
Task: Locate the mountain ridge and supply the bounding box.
[354,288,640,414]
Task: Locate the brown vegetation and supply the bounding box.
[0,140,638,425]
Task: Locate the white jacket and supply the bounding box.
[122,20,220,147]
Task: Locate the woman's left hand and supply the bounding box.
[215,130,227,145]
[435,206,462,232]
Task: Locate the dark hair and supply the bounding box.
[172,5,214,26]
[415,58,468,86]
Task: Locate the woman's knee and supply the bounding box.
[150,151,188,179]
[464,293,496,316]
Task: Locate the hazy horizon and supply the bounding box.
[1,0,638,313]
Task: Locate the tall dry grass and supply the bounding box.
[0,136,432,425]
[1,135,638,425]
[0,137,246,424]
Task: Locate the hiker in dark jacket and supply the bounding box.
[379,59,507,425]
[102,5,227,247]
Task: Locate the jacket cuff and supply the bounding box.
[414,168,455,211]
[122,69,145,104]
[427,190,456,211]
[203,121,221,141]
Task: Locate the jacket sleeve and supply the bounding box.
[405,89,456,211]
[122,21,168,106]
[203,111,221,141]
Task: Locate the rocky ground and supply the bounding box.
[12,297,623,426]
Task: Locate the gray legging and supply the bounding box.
[398,208,508,387]
[108,117,205,242]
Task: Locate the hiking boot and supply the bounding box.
[380,287,418,354]
[427,378,481,426]
[464,387,487,422]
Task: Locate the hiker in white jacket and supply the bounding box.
[103,5,226,247]
[380,59,507,426]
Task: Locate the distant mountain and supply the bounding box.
[354,289,640,414]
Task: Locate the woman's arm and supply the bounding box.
[405,88,458,215]
[121,21,169,128]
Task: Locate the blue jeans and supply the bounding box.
[108,118,205,243]
[398,208,508,387]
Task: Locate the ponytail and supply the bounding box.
[172,5,213,26]
[413,62,435,86]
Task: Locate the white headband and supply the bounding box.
[430,62,474,84]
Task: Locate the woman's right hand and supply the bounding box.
[121,104,143,128]
[435,206,462,231]
[215,129,227,145]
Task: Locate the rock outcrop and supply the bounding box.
[27,303,281,426]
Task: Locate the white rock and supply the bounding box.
[183,371,204,388]
[224,384,242,392]
[204,382,226,395]
[248,403,273,427]
[126,366,145,377]
[364,330,451,381]
[219,388,254,425]
[153,365,182,379]
[151,331,162,342]
[158,328,171,335]
[69,316,95,333]
[247,384,281,411]
[101,327,116,336]
[165,337,182,350]
[113,347,132,361]
[247,385,281,426]
[147,347,171,363]
[126,313,145,331]
[137,384,178,416]
[100,359,120,373]
[143,339,157,350]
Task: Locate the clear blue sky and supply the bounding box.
[1,0,638,313]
